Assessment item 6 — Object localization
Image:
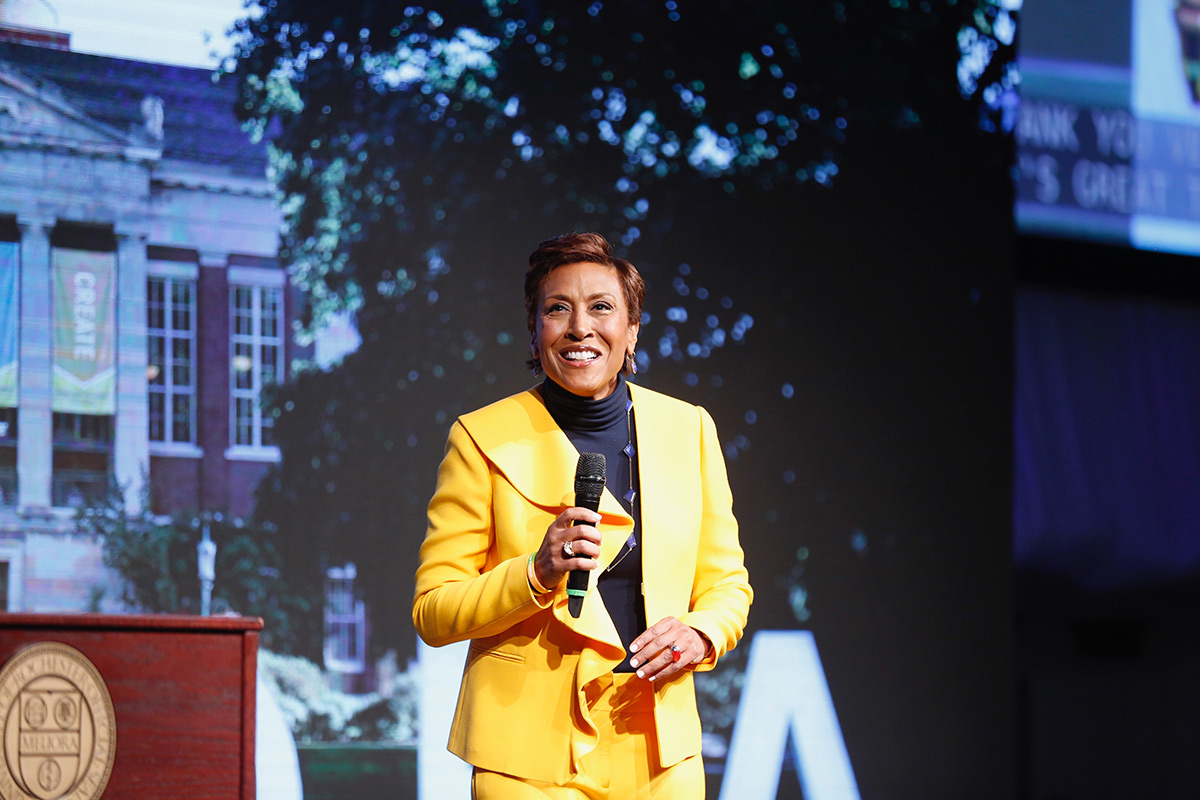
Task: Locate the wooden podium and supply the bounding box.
[0,613,261,800]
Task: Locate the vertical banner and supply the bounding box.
[0,242,17,408]
[52,249,116,414]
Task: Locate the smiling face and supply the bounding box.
[533,261,640,400]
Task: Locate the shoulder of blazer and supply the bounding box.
[627,381,708,445]
[458,388,554,451]
[455,382,707,449]
[453,384,693,517]
[455,388,581,509]
[627,381,701,415]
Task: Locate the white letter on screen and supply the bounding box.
[719,630,860,800]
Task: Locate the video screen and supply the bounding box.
[1018,0,1200,254]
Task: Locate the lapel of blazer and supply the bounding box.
[461,389,634,524]
[459,388,578,508]
[627,383,694,624]
[458,388,633,653]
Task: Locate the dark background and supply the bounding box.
[1011,0,1200,796]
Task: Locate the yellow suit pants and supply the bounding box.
[471,673,706,799]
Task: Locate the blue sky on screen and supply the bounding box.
[4,0,242,68]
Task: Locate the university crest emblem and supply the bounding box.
[0,643,115,800]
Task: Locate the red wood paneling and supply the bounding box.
[0,614,261,800]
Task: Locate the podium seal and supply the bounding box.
[0,643,115,800]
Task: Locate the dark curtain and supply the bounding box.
[1014,286,1200,589]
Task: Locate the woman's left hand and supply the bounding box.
[628,617,710,682]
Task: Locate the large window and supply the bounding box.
[324,563,366,674]
[51,412,111,507]
[148,276,196,445]
[230,282,283,449]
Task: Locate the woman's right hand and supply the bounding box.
[532,507,603,590]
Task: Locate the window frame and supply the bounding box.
[227,267,285,461]
[147,262,199,452]
[323,563,367,674]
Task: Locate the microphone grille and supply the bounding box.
[575,452,606,491]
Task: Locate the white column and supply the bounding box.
[114,228,149,514]
[16,215,53,511]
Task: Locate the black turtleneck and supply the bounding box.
[541,373,645,672]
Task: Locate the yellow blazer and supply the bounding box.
[412,382,752,784]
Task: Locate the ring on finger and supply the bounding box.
[562,540,575,559]
[671,644,683,664]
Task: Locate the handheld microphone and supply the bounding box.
[568,452,606,618]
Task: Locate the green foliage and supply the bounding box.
[226,0,1013,336]
[259,650,417,743]
[78,482,320,656]
[76,480,186,612]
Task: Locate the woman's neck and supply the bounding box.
[541,373,628,432]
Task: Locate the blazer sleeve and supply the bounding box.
[678,405,753,671]
[412,420,551,648]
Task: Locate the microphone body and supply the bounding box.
[568,453,606,618]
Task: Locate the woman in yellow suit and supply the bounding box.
[413,232,752,799]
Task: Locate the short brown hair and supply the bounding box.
[524,232,645,333]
